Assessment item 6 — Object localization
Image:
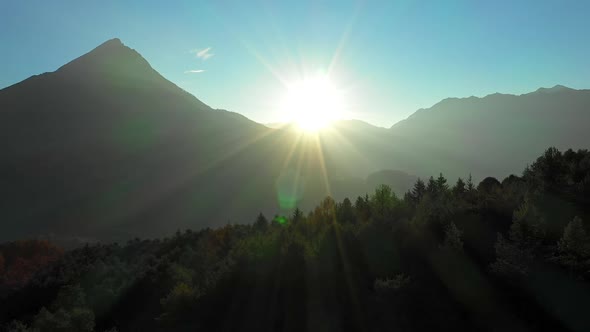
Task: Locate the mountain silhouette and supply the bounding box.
[0,39,588,242]
[0,39,273,241]
[389,85,590,179]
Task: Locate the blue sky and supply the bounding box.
[1,0,589,126]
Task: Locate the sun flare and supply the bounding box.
[280,75,345,132]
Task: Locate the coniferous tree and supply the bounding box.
[292,207,304,224]
[354,195,371,222]
[371,184,396,221]
[337,198,356,224]
[254,212,268,231]
[436,173,449,193]
[426,176,437,195]
[410,178,426,204]
[452,177,466,197]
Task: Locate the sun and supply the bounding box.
[280,74,345,132]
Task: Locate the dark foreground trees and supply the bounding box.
[1,148,590,331]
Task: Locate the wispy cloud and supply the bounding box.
[184,69,205,74]
[190,47,214,60]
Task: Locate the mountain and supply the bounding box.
[388,85,590,180]
[1,38,589,242]
[0,39,277,241]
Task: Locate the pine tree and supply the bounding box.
[452,177,466,197]
[292,207,304,224]
[466,173,475,192]
[371,184,396,221]
[337,198,356,224]
[410,178,426,203]
[436,173,449,193]
[354,195,371,222]
[254,212,268,231]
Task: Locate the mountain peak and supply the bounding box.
[100,37,123,46]
[91,37,126,52]
[55,38,153,78]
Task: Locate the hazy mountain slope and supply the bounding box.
[388,86,590,180]
[0,39,277,241]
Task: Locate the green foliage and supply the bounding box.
[452,177,466,197]
[554,216,590,277]
[509,199,546,249]
[31,285,95,332]
[291,207,304,224]
[370,184,398,221]
[408,178,426,204]
[159,282,199,321]
[558,216,590,257]
[3,147,590,331]
[490,199,547,279]
[336,197,356,224]
[354,194,371,221]
[233,231,281,262]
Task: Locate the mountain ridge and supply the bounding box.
[391,84,587,129]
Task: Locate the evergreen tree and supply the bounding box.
[436,173,449,193]
[452,177,466,197]
[337,198,356,224]
[371,184,396,221]
[354,195,371,222]
[410,178,426,204]
[254,212,268,231]
[292,207,304,224]
[426,176,437,195]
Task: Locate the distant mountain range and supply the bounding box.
[1,38,588,242]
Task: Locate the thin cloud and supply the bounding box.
[184,69,205,74]
[190,47,214,60]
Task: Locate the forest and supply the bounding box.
[1,147,589,332]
